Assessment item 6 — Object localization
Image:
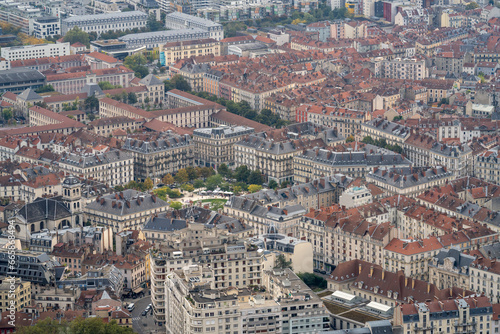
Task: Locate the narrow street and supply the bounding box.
[127,293,161,334]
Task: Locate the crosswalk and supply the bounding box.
[132,317,141,322]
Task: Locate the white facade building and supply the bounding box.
[61,11,148,35]
[338,186,373,209]
[1,43,70,61]
[164,12,224,40]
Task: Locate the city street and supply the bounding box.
[127,293,161,334]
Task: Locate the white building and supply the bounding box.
[338,186,373,209]
[1,43,70,61]
[61,11,148,35]
[164,12,224,40]
[33,17,61,39]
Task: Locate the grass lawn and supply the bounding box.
[323,301,350,315]
[341,311,379,323]
[201,199,227,211]
[317,291,333,298]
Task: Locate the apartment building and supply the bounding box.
[57,150,134,188]
[394,296,492,334]
[240,174,351,210]
[164,12,224,41]
[85,190,169,232]
[296,106,365,138]
[0,277,31,312]
[165,266,329,334]
[338,186,372,209]
[33,16,61,38]
[428,247,474,291]
[225,196,306,236]
[122,134,194,182]
[383,238,445,282]
[477,147,500,185]
[118,29,211,49]
[61,11,148,34]
[0,249,61,286]
[160,38,220,65]
[376,57,428,80]
[367,166,454,196]
[293,148,411,183]
[403,133,473,176]
[234,129,341,184]
[193,126,254,168]
[361,118,411,146]
[150,230,264,325]
[46,67,134,95]
[1,43,70,61]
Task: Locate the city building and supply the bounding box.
[164,12,224,41]
[32,17,61,39]
[159,38,220,65]
[338,186,373,209]
[1,43,70,61]
[193,126,254,168]
[57,150,134,188]
[61,11,148,35]
[118,29,211,49]
[393,296,492,334]
[122,134,194,183]
[428,247,474,291]
[84,189,169,232]
[0,68,45,93]
[0,277,31,312]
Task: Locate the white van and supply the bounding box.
[127,303,135,312]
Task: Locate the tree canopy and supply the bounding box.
[124,54,149,79]
[63,26,90,47]
[16,317,134,334]
[164,75,191,92]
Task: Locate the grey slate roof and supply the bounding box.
[363,118,411,140]
[139,74,162,86]
[241,174,352,205]
[432,247,475,272]
[367,166,453,189]
[18,197,72,223]
[481,242,500,259]
[17,88,42,101]
[143,206,246,233]
[298,149,412,167]
[226,196,306,222]
[122,134,192,154]
[85,189,168,216]
[80,83,104,96]
[0,68,45,85]
[63,11,147,23]
[58,150,132,168]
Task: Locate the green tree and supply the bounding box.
[297,273,327,290]
[63,26,90,47]
[268,179,278,189]
[175,168,189,184]
[393,115,403,121]
[232,185,242,195]
[84,95,99,112]
[466,1,479,9]
[217,163,231,178]
[361,136,375,145]
[193,179,205,188]
[128,92,138,104]
[98,81,116,90]
[170,201,183,210]
[199,167,214,179]
[275,254,292,269]
[181,183,195,192]
[205,174,223,190]
[248,184,262,193]
[124,54,149,79]
[164,75,191,92]
[185,166,198,180]
[35,84,54,93]
[147,14,165,31]
[162,173,174,185]
[144,177,154,190]
[346,135,355,142]
[234,165,250,182]
[2,108,13,121]
[248,170,263,185]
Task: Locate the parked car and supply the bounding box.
[141,310,147,316]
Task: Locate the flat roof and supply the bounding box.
[332,290,356,301]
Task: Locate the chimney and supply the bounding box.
[427,282,430,293]
[382,270,385,280]
[369,266,374,277]
[412,279,415,289]
[405,277,408,287]
[359,263,362,275]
